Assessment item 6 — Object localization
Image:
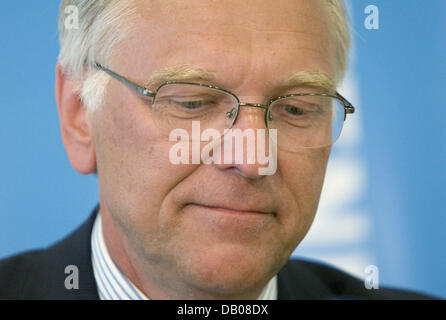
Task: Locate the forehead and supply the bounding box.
[117,0,335,90]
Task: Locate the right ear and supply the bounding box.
[55,63,97,174]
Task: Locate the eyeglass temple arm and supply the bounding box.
[94,62,155,97]
[336,91,355,114]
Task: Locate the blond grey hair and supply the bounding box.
[58,0,350,111]
[58,0,137,110]
[327,0,351,83]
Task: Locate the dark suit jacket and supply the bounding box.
[0,206,434,300]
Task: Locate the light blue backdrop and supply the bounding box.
[1,1,445,298]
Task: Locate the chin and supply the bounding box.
[179,243,281,297]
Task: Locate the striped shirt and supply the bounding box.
[91,212,278,300]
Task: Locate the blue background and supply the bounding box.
[1,1,445,298]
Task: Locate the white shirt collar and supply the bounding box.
[91,212,277,300]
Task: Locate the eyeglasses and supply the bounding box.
[94,62,355,150]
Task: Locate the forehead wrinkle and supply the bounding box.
[143,65,219,88]
[284,71,335,93]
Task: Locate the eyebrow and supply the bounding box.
[143,65,335,93]
[283,71,336,94]
[143,65,218,88]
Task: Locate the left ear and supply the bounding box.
[55,63,97,174]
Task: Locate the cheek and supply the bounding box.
[277,147,331,239]
[281,146,330,191]
[92,94,196,233]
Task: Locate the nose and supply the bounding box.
[213,102,276,179]
[233,102,268,130]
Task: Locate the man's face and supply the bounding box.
[91,0,335,298]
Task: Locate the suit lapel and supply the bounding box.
[32,206,100,300]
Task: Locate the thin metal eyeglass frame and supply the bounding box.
[93,62,355,133]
